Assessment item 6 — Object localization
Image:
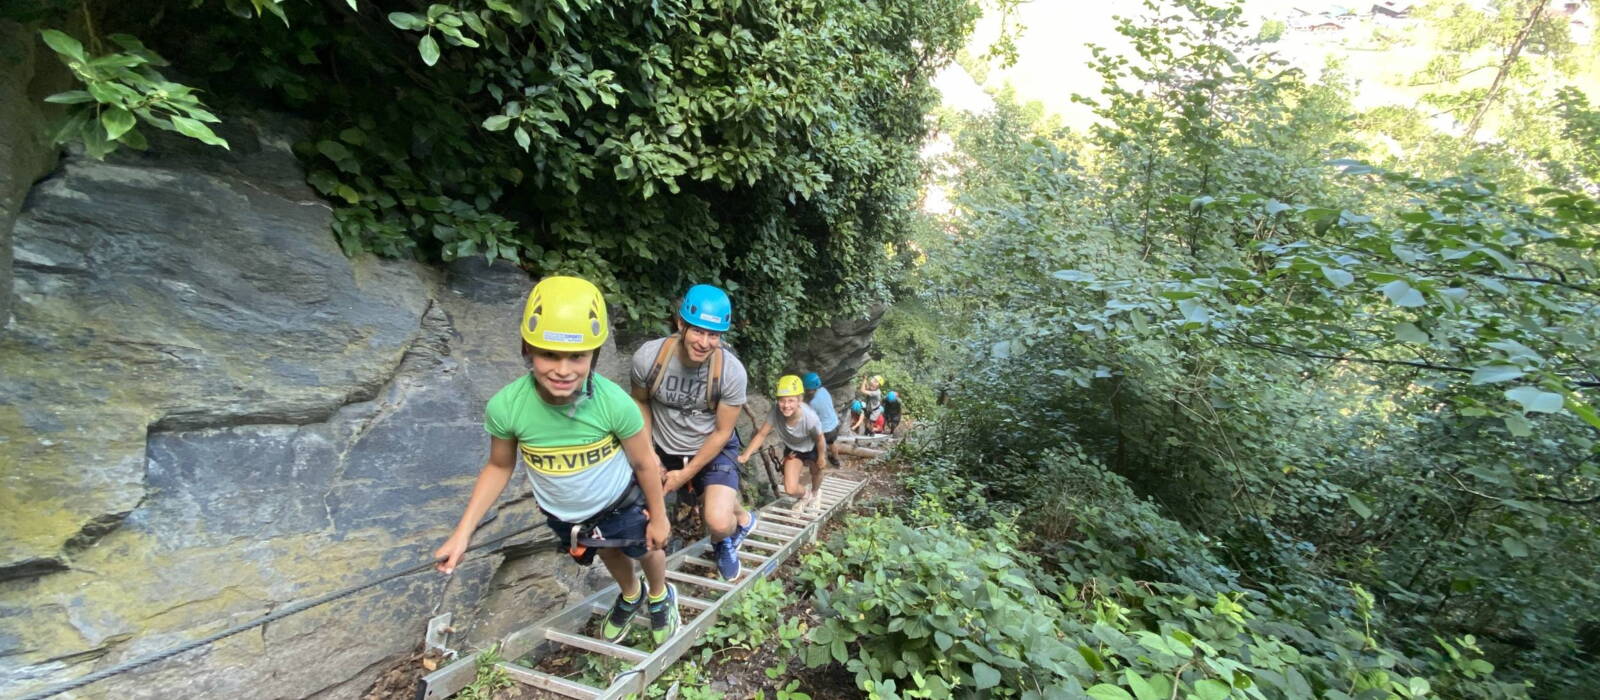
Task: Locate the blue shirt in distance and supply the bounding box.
[808,386,840,433]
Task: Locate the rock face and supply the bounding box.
[787,303,886,411]
[0,121,606,698]
[0,20,71,328]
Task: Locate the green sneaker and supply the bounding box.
[601,576,645,643]
[648,582,680,646]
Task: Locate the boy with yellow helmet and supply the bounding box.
[434,276,678,647]
[739,375,828,511]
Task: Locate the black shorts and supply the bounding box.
[823,427,839,443]
[656,432,743,494]
[784,447,819,466]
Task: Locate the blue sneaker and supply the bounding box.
[714,538,742,581]
[729,511,758,553]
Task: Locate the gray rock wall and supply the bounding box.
[0,121,611,699]
[787,303,886,412]
[0,20,70,328]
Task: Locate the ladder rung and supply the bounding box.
[681,555,717,569]
[749,529,795,543]
[759,519,803,533]
[496,662,600,699]
[666,569,736,591]
[740,537,783,551]
[587,592,714,616]
[543,629,648,663]
[760,512,811,527]
[764,507,811,519]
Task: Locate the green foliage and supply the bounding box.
[1255,19,1286,44]
[886,0,1600,693]
[17,0,987,378]
[458,643,512,700]
[699,576,801,655]
[797,490,1529,700]
[36,29,227,158]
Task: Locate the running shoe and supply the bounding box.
[729,511,758,552]
[714,538,742,581]
[601,575,645,642]
[648,582,680,645]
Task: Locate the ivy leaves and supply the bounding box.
[38,29,228,157]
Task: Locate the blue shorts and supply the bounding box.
[544,502,649,560]
[657,432,742,495]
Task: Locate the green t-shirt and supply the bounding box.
[484,373,644,522]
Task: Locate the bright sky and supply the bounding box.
[935,0,1600,128]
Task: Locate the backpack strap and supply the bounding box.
[706,347,723,411]
[644,334,680,401]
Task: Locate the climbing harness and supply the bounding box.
[548,482,650,565]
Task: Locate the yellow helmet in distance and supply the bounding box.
[775,375,805,398]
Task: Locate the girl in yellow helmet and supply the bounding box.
[433,276,679,646]
[738,375,828,511]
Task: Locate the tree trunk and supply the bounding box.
[1463,0,1550,140]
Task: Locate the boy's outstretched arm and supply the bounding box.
[620,429,670,550]
[435,437,518,573]
[738,419,774,463]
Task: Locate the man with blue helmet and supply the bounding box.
[630,284,757,581]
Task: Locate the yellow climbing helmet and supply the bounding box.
[775,375,805,398]
[521,276,608,352]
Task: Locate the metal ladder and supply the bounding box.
[418,474,868,700]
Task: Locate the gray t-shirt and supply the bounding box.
[769,403,823,453]
[860,387,882,413]
[630,337,748,455]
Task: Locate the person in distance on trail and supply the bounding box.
[740,375,829,512]
[846,399,866,436]
[801,372,841,466]
[434,276,679,646]
[857,374,884,436]
[630,284,757,581]
[883,390,903,436]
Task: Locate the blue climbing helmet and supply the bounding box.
[886,391,899,402]
[850,400,864,412]
[802,372,822,390]
[678,284,732,332]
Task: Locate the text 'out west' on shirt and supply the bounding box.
[629,337,748,455]
[484,373,644,523]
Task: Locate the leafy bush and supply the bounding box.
[17,0,990,378]
[797,502,1530,700]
